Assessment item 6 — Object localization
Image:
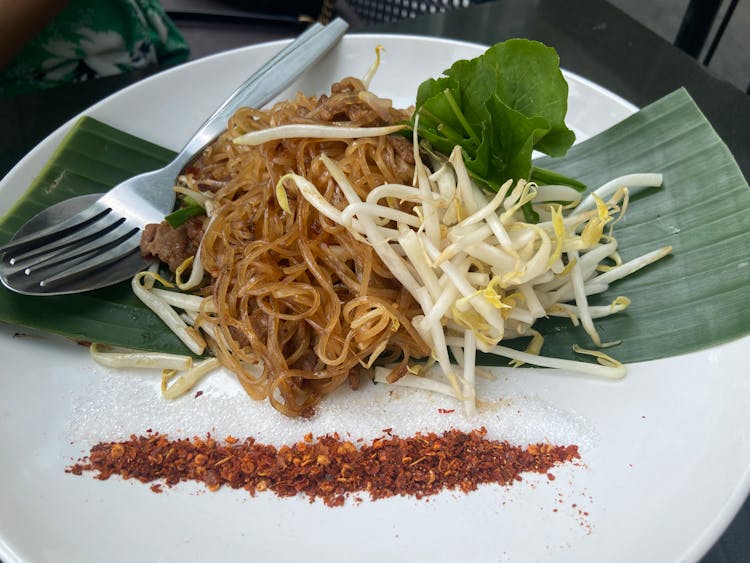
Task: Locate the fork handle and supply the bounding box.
[167,17,349,175]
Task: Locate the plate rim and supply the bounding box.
[1,33,638,199]
[0,33,747,563]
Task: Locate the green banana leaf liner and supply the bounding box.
[1,88,749,364]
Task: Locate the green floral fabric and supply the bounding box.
[0,0,189,97]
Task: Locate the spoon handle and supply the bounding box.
[169,17,349,174]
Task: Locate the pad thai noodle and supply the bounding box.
[95,45,670,418]
[139,77,430,417]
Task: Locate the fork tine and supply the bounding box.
[22,222,140,277]
[0,204,109,256]
[39,239,143,288]
[7,212,123,267]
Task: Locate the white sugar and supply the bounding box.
[67,363,594,451]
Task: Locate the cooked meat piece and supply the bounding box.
[347,367,361,390]
[293,349,321,372]
[228,325,251,348]
[348,103,380,123]
[330,77,364,94]
[226,303,270,348]
[387,134,415,165]
[195,178,229,193]
[312,95,370,123]
[140,215,205,272]
[311,78,383,124]
[184,214,205,243]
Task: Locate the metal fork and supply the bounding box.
[0,17,348,296]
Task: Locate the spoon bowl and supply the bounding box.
[0,194,148,295]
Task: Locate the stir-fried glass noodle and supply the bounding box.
[94,71,671,418]
[135,77,430,417]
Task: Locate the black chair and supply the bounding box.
[163,0,748,93]
[674,0,748,93]
[340,0,478,25]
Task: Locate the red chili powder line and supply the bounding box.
[66,427,580,507]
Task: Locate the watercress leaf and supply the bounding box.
[414,125,457,156]
[459,96,550,189]
[463,122,491,179]
[415,78,468,141]
[411,38,576,201]
[446,39,575,157]
[531,166,587,191]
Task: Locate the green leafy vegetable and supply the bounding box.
[165,203,205,228]
[411,39,578,195]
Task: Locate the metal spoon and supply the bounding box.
[0,18,348,296]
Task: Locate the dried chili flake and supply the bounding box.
[66,428,580,507]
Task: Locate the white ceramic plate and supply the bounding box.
[1,35,748,563]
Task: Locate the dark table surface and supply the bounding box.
[1,0,748,561]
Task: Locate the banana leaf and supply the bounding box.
[0,117,191,354]
[1,88,749,364]
[527,87,750,362]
